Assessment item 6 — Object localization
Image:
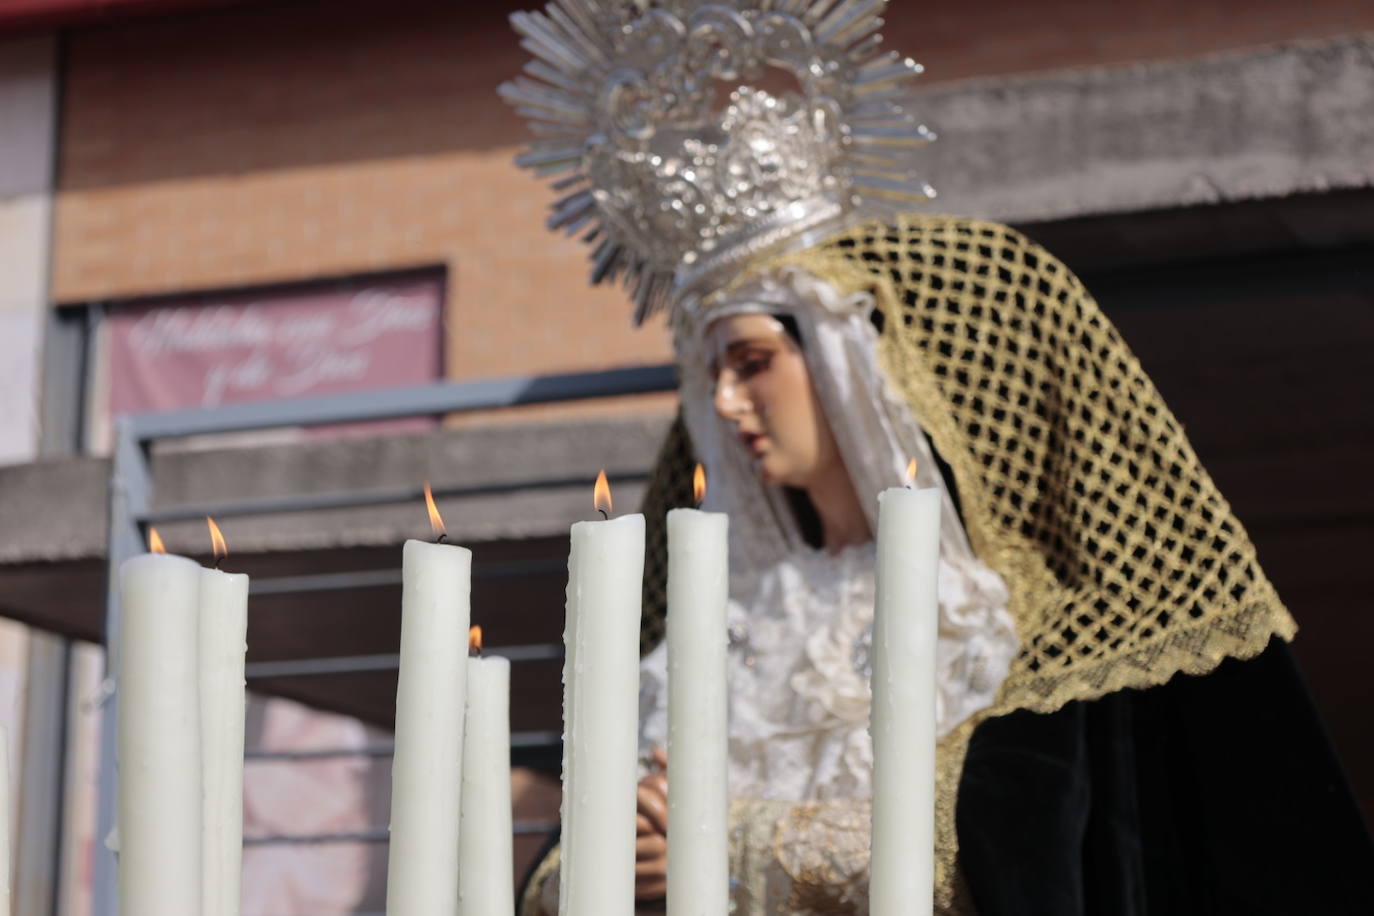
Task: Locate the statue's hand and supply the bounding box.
[635,748,669,901]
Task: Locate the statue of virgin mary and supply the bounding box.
[500,2,1374,913]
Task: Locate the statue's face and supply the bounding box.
[708,313,840,490]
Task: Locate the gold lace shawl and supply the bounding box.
[521,214,1296,915]
[760,213,1297,711]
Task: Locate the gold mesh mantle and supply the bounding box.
[755,213,1296,716]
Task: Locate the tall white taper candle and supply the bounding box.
[199,529,248,916]
[560,505,643,916]
[117,550,203,916]
[665,505,729,915]
[870,485,940,914]
[386,537,471,915]
[457,636,514,915]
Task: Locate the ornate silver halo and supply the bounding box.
[499,0,936,324]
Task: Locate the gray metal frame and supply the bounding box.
[30,305,97,916]
[96,364,676,916]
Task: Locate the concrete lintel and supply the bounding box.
[915,36,1374,225]
[0,412,674,564]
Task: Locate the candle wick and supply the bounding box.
[435,532,448,544]
[468,646,481,659]
[214,555,226,571]
[597,508,609,521]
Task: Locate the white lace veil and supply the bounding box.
[670,265,1020,738]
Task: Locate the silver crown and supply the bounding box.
[499,0,936,323]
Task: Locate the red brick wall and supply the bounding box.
[53,0,674,384]
[885,0,1374,82]
[51,0,1374,382]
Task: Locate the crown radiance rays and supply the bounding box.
[499,0,936,323]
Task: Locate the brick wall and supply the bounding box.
[51,0,1374,383]
[883,0,1374,82]
[52,0,676,384]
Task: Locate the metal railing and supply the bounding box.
[96,364,676,916]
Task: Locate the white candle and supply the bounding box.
[199,520,248,916]
[457,634,513,915]
[869,485,940,914]
[560,495,643,916]
[117,549,203,916]
[386,537,472,915]
[665,505,729,916]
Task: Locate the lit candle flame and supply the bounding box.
[206,516,228,560]
[468,624,482,655]
[423,481,446,537]
[693,463,707,505]
[148,527,166,554]
[905,458,919,486]
[593,469,612,517]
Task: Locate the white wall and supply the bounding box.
[0,34,56,466]
[0,32,56,912]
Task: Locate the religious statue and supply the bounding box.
[499,2,1374,913]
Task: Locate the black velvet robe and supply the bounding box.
[956,638,1374,916]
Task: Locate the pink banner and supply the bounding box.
[107,275,443,432]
